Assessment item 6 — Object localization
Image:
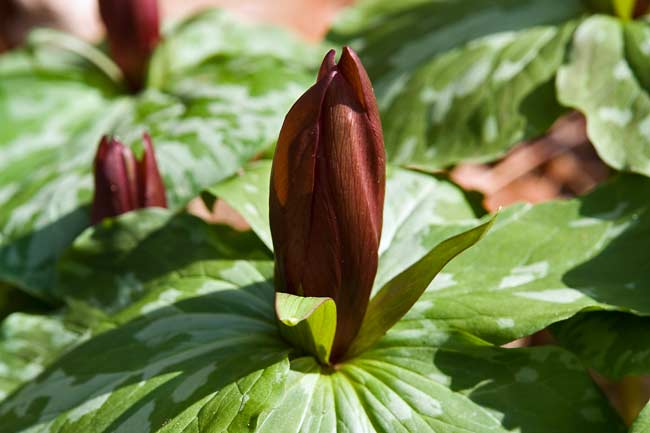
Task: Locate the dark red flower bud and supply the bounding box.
[91,133,167,224]
[98,0,160,91]
[269,47,385,361]
[634,0,650,17]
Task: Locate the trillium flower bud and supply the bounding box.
[269,47,385,361]
[98,0,160,91]
[91,133,167,224]
[635,0,650,17]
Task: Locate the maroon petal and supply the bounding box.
[315,71,385,360]
[317,49,337,81]
[99,0,160,91]
[91,136,139,224]
[138,133,167,209]
[269,68,336,296]
[270,48,386,362]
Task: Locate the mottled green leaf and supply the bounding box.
[558,16,650,176]
[148,9,320,88]
[405,174,650,344]
[0,313,80,403]
[328,0,586,105]
[0,9,315,299]
[208,161,275,250]
[382,22,576,168]
[328,0,584,168]
[56,208,271,317]
[0,284,624,432]
[275,293,337,364]
[550,312,650,379]
[347,218,493,359]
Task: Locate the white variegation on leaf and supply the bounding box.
[0,268,624,432]
[327,0,586,168]
[558,16,650,177]
[0,9,317,300]
[404,175,650,345]
[0,313,81,403]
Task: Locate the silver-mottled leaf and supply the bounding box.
[0,10,315,298]
[558,16,650,177]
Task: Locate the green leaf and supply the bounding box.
[0,312,80,403]
[0,283,48,322]
[17,171,625,432]
[148,9,320,88]
[0,286,624,432]
[275,293,337,364]
[327,0,585,168]
[380,21,576,168]
[328,0,586,105]
[346,218,494,359]
[550,312,650,379]
[0,10,315,299]
[208,161,275,250]
[56,208,271,317]
[403,174,650,344]
[631,404,650,433]
[557,16,650,177]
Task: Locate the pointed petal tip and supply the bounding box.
[317,49,338,81]
[142,132,154,152]
[138,132,167,209]
[341,45,356,57]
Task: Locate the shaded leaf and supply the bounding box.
[56,208,271,317]
[551,312,650,379]
[0,313,80,403]
[328,0,586,105]
[275,293,337,364]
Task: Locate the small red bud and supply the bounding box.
[98,0,160,91]
[91,134,167,224]
[270,47,385,361]
[634,0,650,17]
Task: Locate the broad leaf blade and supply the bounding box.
[9,181,625,432]
[275,293,336,364]
[557,16,650,177]
[328,0,584,168]
[0,313,80,403]
[56,208,271,317]
[208,161,274,250]
[381,22,576,168]
[551,312,650,379]
[0,291,624,432]
[328,0,586,105]
[346,218,494,358]
[0,10,315,298]
[404,174,650,344]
